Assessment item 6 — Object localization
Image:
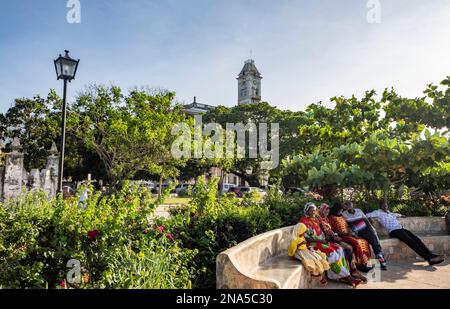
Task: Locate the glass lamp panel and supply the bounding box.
[61,58,77,78]
[55,58,63,78]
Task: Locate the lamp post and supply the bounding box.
[54,50,80,194]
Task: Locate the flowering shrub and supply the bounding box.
[156,178,283,288]
[0,182,197,289]
[1,177,443,289]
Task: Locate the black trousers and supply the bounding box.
[389,228,434,261]
[357,226,384,257]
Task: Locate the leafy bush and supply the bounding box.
[99,236,196,289]
[1,176,446,289]
[264,192,308,226]
[157,178,282,288]
[0,182,196,289]
[177,189,190,198]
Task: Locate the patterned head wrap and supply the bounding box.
[319,203,330,217]
[304,202,317,216]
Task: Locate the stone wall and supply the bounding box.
[0,138,59,201]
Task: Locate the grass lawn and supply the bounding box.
[157,197,191,205]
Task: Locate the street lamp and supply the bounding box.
[54,50,80,194]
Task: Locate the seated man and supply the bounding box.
[366,201,445,266]
[343,202,388,270]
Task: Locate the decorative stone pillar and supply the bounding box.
[3,138,25,200]
[40,169,52,197]
[42,142,59,198]
[28,169,41,191]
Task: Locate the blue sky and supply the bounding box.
[0,0,449,113]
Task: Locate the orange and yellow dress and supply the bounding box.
[329,215,372,266]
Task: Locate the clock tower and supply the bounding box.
[237,59,262,105]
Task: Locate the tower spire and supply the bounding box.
[237,58,262,105]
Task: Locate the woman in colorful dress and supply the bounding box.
[328,202,374,273]
[318,203,368,282]
[288,223,330,285]
[299,203,362,287]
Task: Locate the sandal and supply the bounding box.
[351,270,367,283]
[339,276,362,288]
[311,274,328,286]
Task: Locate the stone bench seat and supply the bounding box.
[216,217,450,289]
[382,235,450,260]
[250,255,317,289]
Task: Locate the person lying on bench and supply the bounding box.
[366,201,445,266]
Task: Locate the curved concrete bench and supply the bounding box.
[216,217,450,289]
[216,226,316,289]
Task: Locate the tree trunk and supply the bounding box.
[159,174,163,197]
[219,169,224,193]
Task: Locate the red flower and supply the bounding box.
[87,230,100,240]
[60,280,66,288]
[154,225,165,233]
[167,233,173,242]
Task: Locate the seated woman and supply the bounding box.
[318,204,367,282]
[328,202,374,273]
[288,223,330,285]
[299,203,362,287]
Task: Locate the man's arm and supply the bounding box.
[343,211,365,223]
[365,210,380,219]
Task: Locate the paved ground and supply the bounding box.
[323,258,450,289]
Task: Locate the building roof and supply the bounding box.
[238,59,262,78]
[183,97,215,115]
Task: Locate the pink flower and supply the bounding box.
[154,225,165,233]
[167,233,173,242]
[60,280,66,288]
[87,230,100,240]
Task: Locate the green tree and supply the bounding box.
[204,102,300,186]
[70,85,188,185]
[0,92,60,170]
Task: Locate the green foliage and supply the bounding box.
[99,237,196,289]
[0,177,446,289]
[263,191,308,226]
[158,177,282,288]
[0,92,60,170]
[284,77,450,202]
[204,102,305,186]
[0,183,196,289]
[70,85,188,183]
